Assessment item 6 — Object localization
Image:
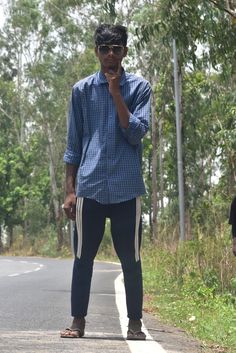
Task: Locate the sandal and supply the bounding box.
[127,329,146,340]
[60,317,85,338]
[60,327,84,338]
[126,319,146,340]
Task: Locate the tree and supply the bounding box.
[0,0,104,250]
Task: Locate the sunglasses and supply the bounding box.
[98,44,124,56]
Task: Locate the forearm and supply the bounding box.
[112,92,130,129]
[65,163,79,195]
[63,163,78,220]
[115,82,151,145]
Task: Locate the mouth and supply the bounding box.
[105,60,117,68]
[106,59,116,64]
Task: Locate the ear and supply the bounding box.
[95,47,99,57]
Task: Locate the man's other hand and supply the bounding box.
[63,193,76,220]
[233,238,236,256]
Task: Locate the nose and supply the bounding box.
[107,48,114,55]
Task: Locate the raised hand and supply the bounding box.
[104,63,122,96]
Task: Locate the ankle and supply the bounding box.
[128,319,142,329]
[73,317,85,323]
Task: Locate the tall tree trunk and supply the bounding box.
[8,225,14,248]
[46,123,64,251]
[148,151,153,235]
[0,226,3,254]
[179,63,187,240]
[17,41,29,241]
[228,154,236,195]
[151,94,158,240]
[159,105,165,210]
[17,43,25,145]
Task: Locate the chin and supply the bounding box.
[107,64,118,72]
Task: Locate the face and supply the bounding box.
[95,43,128,73]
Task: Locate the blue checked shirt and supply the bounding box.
[64,70,151,204]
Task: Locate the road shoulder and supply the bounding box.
[143,310,203,353]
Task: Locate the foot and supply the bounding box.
[60,317,85,338]
[127,319,146,340]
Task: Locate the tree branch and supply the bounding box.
[0,105,14,121]
[208,0,236,18]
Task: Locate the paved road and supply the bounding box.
[0,256,201,353]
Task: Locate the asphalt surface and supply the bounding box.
[0,256,202,353]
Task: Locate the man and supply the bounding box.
[228,196,236,256]
[60,24,151,340]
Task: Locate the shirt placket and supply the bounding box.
[106,94,115,204]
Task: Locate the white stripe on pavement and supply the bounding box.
[115,272,167,353]
[7,260,44,277]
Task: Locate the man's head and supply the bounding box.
[94,24,128,73]
[94,24,128,47]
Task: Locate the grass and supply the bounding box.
[141,238,236,353]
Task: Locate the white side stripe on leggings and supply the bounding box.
[135,197,141,262]
[76,197,84,258]
[75,197,140,260]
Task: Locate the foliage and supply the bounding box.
[142,237,236,352]
[0,0,101,249]
[1,2,236,349]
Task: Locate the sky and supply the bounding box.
[0,11,3,28]
[0,0,7,28]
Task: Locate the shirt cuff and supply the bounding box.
[63,150,81,165]
[121,113,138,133]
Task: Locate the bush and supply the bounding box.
[141,236,236,352]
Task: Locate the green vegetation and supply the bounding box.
[1,0,236,253]
[1,1,236,351]
[142,236,236,353]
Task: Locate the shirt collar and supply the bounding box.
[96,69,126,86]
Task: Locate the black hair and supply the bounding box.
[94,24,128,47]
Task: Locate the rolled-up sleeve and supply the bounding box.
[120,81,151,145]
[63,86,83,165]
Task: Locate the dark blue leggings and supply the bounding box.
[71,197,143,320]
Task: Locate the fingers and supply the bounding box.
[64,207,76,220]
[233,240,236,256]
[233,246,236,256]
[104,72,111,81]
[62,202,76,220]
[105,71,117,80]
[104,67,121,95]
[108,68,116,75]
